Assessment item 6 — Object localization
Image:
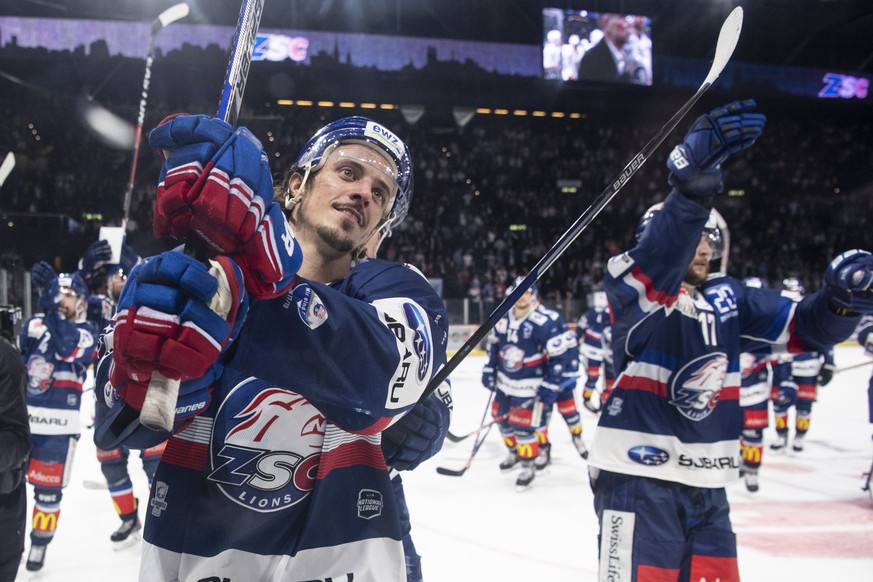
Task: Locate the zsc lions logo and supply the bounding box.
[208,378,325,513]
[403,302,431,382]
[499,345,526,372]
[627,445,670,466]
[669,352,728,421]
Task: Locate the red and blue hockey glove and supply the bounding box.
[109,251,247,411]
[481,365,496,391]
[149,114,302,299]
[381,389,452,471]
[825,249,873,315]
[667,99,766,197]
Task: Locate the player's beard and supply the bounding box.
[683,262,709,286]
[314,222,356,254]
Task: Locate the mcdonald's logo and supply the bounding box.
[32,511,58,533]
[741,445,761,463]
[517,443,534,458]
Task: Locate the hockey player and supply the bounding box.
[770,277,836,452]
[39,246,159,544]
[20,268,98,571]
[577,290,614,413]
[93,114,450,581]
[482,277,581,489]
[738,276,776,492]
[588,99,872,582]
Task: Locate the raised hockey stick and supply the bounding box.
[121,3,190,232]
[418,6,745,405]
[0,152,15,188]
[140,0,265,432]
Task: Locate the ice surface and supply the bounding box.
[16,346,873,581]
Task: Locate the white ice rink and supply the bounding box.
[16,345,873,581]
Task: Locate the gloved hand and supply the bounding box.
[37,278,62,312]
[31,260,57,291]
[109,251,247,411]
[774,380,798,407]
[537,383,560,406]
[149,114,302,299]
[481,365,496,391]
[80,239,114,278]
[667,99,766,196]
[381,392,451,471]
[825,249,873,315]
[817,362,835,386]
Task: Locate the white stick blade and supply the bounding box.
[703,6,743,86]
[0,152,15,187]
[158,2,190,28]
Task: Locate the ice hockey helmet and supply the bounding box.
[505,276,538,298]
[291,116,413,234]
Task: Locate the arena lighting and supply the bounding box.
[274,100,586,119]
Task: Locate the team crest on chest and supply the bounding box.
[208,378,325,512]
[668,352,728,421]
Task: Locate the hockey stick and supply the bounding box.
[835,360,873,374]
[446,391,496,443]
[418,6,744,405]
[436,422,494,477]
[447,392,545,442]
[0,152,15,188]
[121,3,190,232]
[436,397,539,476]
[140,0,265,432]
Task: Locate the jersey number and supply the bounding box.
[699,312,718,346]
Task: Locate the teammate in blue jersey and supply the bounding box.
[40,242,159,545]
[587,99,873,582]
[769,277,836,453]
[20,269,98,572]
[93,114,450,581]
[577,290,615,413]
[737,277,776,492]
[482,277,582,489]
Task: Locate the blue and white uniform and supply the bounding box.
[20,305,98,547]
[485,301,579,466]
[95,257,448,582]
[588,191,859,581]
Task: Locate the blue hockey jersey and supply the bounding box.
[20,311,98,436]
[485,303,579,398]
[94,258,448,581]
[590,191,859,488]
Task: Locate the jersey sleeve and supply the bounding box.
[736,279,860,355]
[230,259,449,434]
